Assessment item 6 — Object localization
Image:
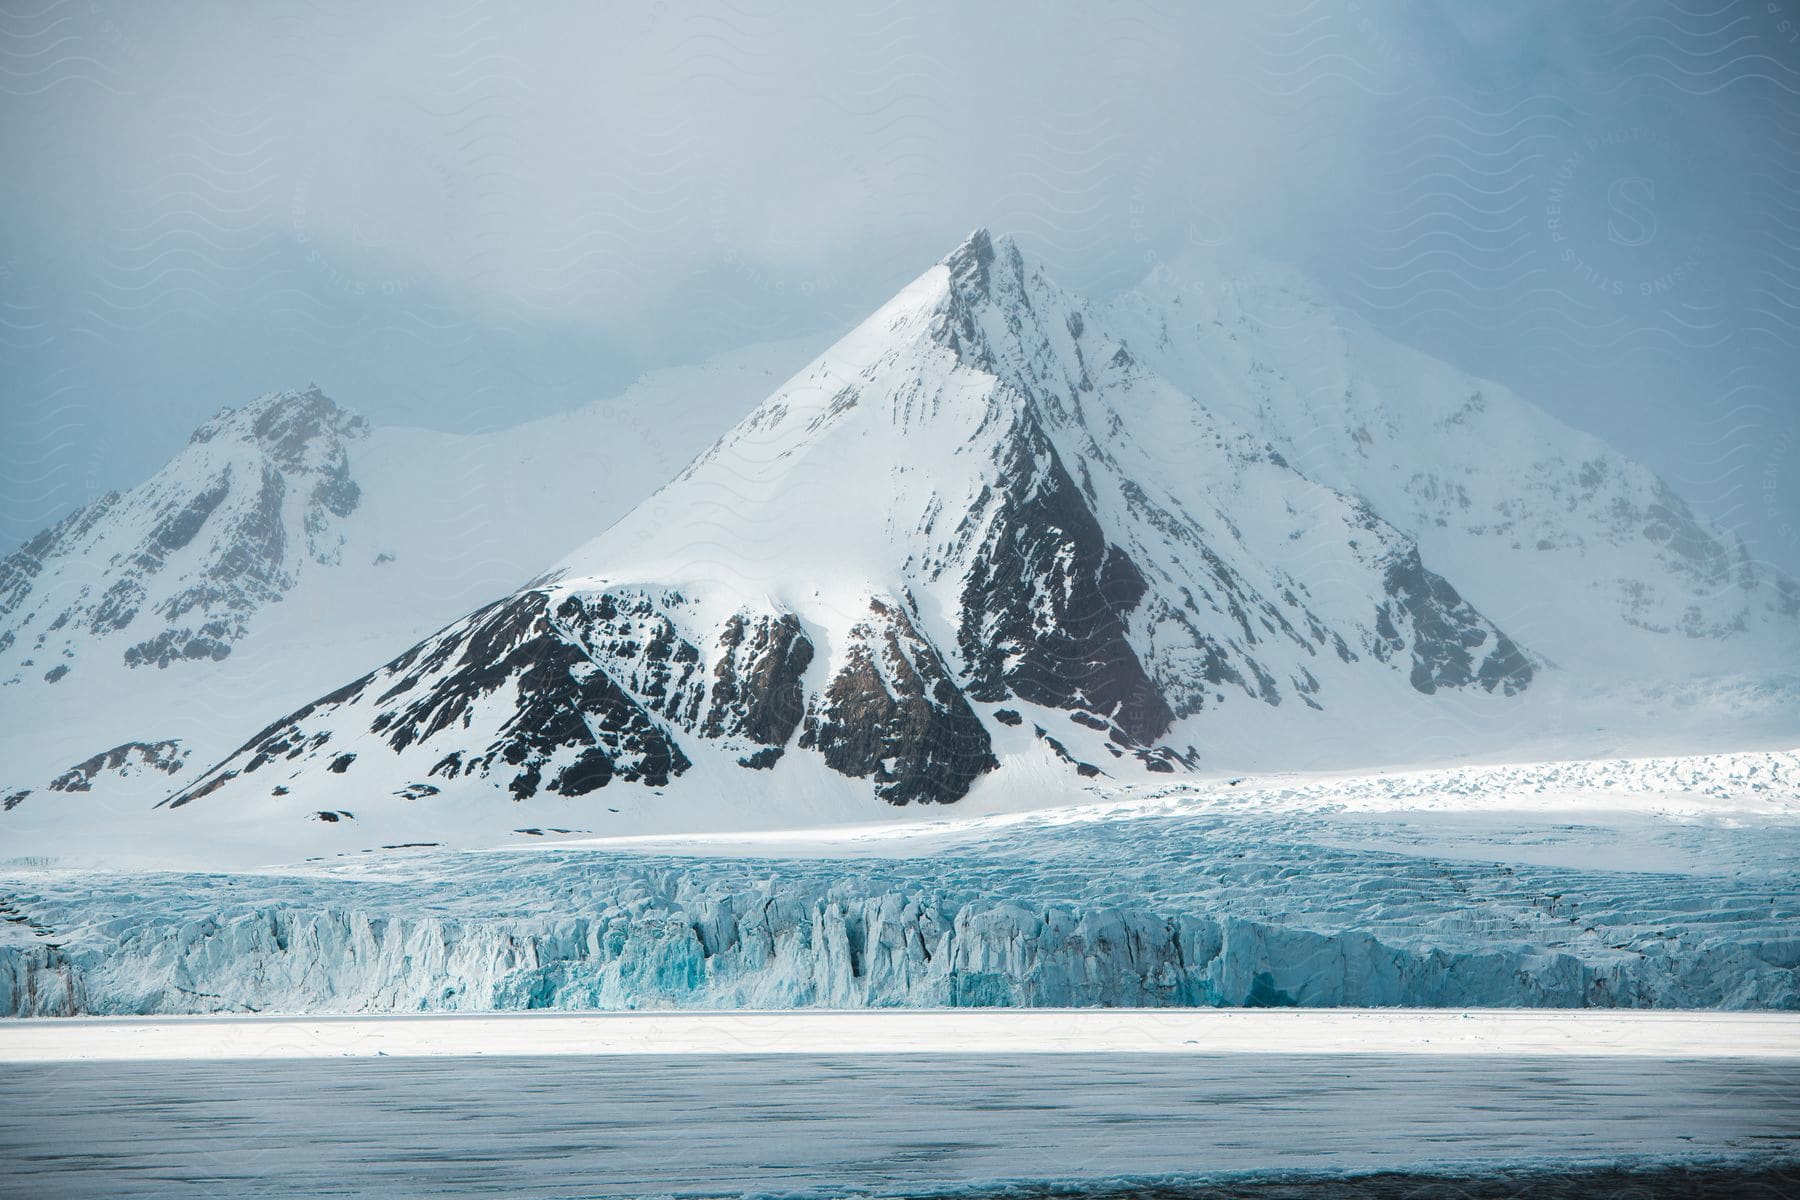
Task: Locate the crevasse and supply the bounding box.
[4,873,1793,1016]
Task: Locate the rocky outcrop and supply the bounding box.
[953,409,1173,745]
[700,612,815,767]
[1373,545,1534,696]
[167,591,694,806]
[48,740,189,794]
[800,598,995,804]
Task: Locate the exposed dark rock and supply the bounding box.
[556,591,707,730]
[48,740,188,793]
[943,228,997,303]
[1040,733,1102,778]
[145,475,232,568]
[123,626,234,669]
[800,597,996,804]
[4,388,367,683]
[0,492,120,619]
[1375,547,1533,696]
[168,591,692,809]
[91,578,144,635]
[699,612,814,757]
[953,406,1173,744]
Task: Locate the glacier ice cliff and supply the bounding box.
[3,807,1795,1015]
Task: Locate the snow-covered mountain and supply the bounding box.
[1106,249,1800,678]
[0,388,368,681]
[0,339,822,821]
[5,231,1795,860]
[162,230,1739,839]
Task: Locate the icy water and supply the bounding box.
[4,1053,1795,1198]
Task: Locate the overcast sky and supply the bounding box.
[4,1,1798,571]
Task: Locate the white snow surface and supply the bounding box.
[5,1009,1795,1061]
[1107,245,1800,679]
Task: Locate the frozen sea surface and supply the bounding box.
[3,1050,1796,1198]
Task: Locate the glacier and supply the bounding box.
[6,789,1795,1016]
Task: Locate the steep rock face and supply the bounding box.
[0,387,366,686]
[950,404,1172,745]
[800,598,995,804]
[167,591,695,808]
[168,585,989,814]
[700,612,815,767]
[1375,545,1533,695]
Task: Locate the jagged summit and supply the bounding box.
[0,386,370,688]
[190,385,367,467]
[941,226,1002,297]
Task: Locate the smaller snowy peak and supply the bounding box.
[1,737,192,817]
[1105,248,1800,677]
[0,387,370,687]
[190,385,368,485]
[49,739,189,794]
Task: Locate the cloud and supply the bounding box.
[2,0,1796,569]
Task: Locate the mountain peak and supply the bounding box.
[191,386,368,469]
[940,227,1027,306]
[161,238,1557,824]
[0,385,370,687]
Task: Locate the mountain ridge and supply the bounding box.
[3,231,1795,859]
[163,230,1546,819]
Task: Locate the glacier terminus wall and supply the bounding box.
[4,796,1795,1016]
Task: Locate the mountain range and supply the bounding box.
[3,231,1794,859]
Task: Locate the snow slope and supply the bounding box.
[0,337,823,821]
[1107,247,1800,679]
